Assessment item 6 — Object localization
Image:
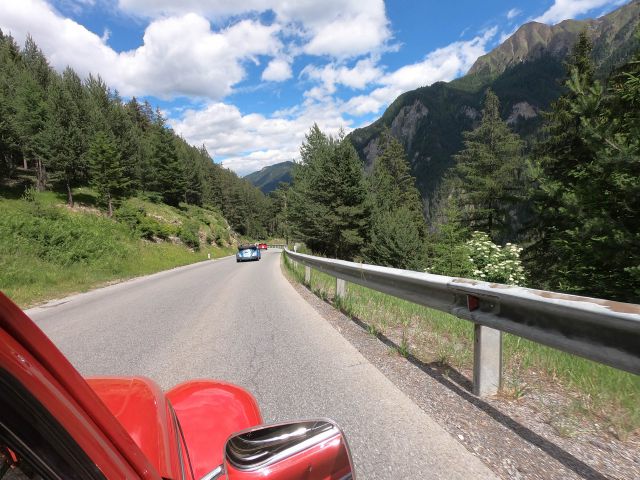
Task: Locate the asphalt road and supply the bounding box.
[27,250,497,479]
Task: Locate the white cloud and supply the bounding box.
[117,0,391,59]
[301,8,390,58]
[116,15,280,98]
[262,58,292,82]
[534,0,623,24]
[0,0,281,99]
[301,57,383,96]
[0,0,118,80]
[169,98,349,176]
[507,8,521,20]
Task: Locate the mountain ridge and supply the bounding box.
[244,161,294,194]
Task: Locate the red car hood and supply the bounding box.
[89,377,263,480]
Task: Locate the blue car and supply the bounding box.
[236,244,261,262]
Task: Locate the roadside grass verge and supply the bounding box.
[282,253,640,439]
[0,192,235,307]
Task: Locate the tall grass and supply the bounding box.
[282,253,640,438]
[0,194,234,307]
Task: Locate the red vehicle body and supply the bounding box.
[257,243,268,250]
[0,292,353,479]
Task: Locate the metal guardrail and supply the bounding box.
[284,249,640,396]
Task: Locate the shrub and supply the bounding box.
[115,203,145,231]
[467,231,525,285]
[178,220,200,250]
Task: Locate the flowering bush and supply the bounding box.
[466,232,525,285]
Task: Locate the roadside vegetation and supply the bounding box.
[0,187,235,307]
[283,253,640,440]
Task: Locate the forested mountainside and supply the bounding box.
[348,0,640,212]
[245,161,294,194]
[0,32,273,238]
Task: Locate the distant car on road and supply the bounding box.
[258,243,268,250]
[236,244,261,262]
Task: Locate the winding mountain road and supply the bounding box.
[27,249,497,479]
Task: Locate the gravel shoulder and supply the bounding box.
[282,262,640,480]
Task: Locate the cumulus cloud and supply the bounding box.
[300,8,390,58]
[0,0,281,99]
[117,15,280,98]
[262,58,292,82]
[0,0,118,79]
[117,0,391,59]
[169,98,349,176]
[534,0,623,24]
[301,57,383,95]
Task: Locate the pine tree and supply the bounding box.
[425,204,473,277]
[527,31,640,301]
[0,30,21,179]
[13,66,48,190]
[269,183,291,242]
[449,89,526,242]
[149,114,186,206]
[43,68,89,206]
[289,125,369,259]
[88,131,130,217]
[364,130,426,269]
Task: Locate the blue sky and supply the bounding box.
[0,0,628,175]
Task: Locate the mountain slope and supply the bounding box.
[245,161,294,194]
[349,0,640,212]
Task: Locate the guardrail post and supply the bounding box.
[473,325,502,397]
[336,278,346,299]
[304,265,311,285]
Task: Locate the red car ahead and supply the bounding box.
[0,292,354,479]
[257,243,268,250]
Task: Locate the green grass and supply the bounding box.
[282,253,640,438]
[0,191,235,307]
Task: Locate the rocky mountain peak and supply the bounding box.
[468,0,639,78]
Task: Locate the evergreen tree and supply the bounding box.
[269,183,291,243]
[527,31,640,301]
[0,30,21,179]
[425,204,473,277]
[43,68,88,206]
[289,125,369,259]
[149,115,186,206]
[13,64,48,189]
[364,130,426,269]
[449,89,526,242]
[88,131,129,217]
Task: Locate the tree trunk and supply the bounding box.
[107,193,113,218]
[36,158,45,191]
[66,179,74,207]
[23,156,27,170]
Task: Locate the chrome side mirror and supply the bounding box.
[203,419,354,479]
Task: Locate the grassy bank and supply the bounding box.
[282,253,640,439]
[0,189,235,307]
